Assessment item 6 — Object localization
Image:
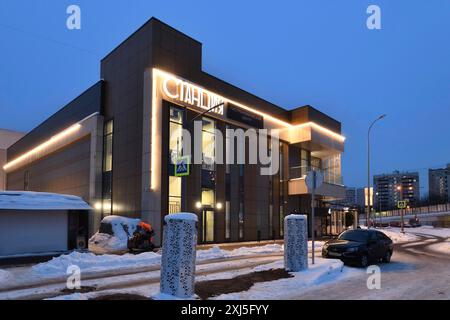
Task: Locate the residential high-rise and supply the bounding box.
[340,187,365,210]
[429,164,450,204]
[373,171,420,211]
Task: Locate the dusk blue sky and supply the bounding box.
[1,1,449,193]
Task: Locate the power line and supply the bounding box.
[0,22,101,57]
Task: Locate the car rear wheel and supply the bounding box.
[382,250,392,263]
[360,254,369,268]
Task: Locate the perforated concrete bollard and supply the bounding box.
[160,213,198,298]
[284,214,308,272]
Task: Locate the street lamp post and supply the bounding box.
[397,185,405,234]
[367,114,387,227]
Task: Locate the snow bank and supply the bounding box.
[379,228,419,243]
[0,269,14,285]
[197,244,284,261]
[212,258,361,300]
[32,251,161,277]
[31,244,285,278]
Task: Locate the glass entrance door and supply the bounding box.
[201,209,215,243]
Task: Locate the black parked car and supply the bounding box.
[322,229,393,267]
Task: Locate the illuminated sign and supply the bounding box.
[162,77,224,115]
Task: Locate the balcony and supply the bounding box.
[288,166,346,198]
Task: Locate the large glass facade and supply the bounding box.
[323,154,342,185]
[202,117,216,171]
[168,176,182,214]
[169,107,184,164]
[168,106,185,214]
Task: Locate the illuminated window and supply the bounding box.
[102,119,114,216]
[201,188,215,207]
[169,107,184,164]
[202,117,216,171]
[169,176,182,214]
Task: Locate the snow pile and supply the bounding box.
[0,191,91,210]
[164,212,198,222]
[32,251,161,277]
[379,228,419,243]
[88,216,141,254]
[197,244,284,261]
[212,258,360,300]
[0,269,14,284]
[229,244,284,256]
[197,246,227,260]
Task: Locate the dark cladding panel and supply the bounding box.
[8,81,104,160]
[227,103,264,129]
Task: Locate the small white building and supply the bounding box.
[0,191,91,257]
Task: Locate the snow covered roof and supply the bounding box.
[0,191,92,211]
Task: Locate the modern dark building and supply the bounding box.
[373,171,420,211]
[0,129,25,190]
[4,18,345,245]
[429,164,450,204]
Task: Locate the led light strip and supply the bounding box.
[153,68,346,142]
[3,124,81,171]
[3,112,99,172]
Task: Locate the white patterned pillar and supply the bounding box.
[284,214,308,272]
[160,213,198,298]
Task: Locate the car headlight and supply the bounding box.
[346,247,359,253]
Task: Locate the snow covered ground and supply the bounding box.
[47,257,360,301]
[212,258,362,300]
[378,226,450,254]
[1,226,447,300]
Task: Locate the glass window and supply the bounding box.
[225,201,231,240]
[169,107,184,164]
[301,149,310,177]
[202,117,216,171]
[322,154,342,185]
[102,119,114,216]
[279,206,285,236]
[338,230,369,242]
[103,120,114,172]
[169,176,182,214]
[239,202,244,239]
[201,188,215,207]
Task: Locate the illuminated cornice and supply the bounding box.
[153,68,346,142]
[3,113,99,172]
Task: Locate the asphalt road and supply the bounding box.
[291,233,450,300]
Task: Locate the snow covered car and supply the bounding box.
[88,216,155,254]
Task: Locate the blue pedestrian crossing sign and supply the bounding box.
[175,156,190,177]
